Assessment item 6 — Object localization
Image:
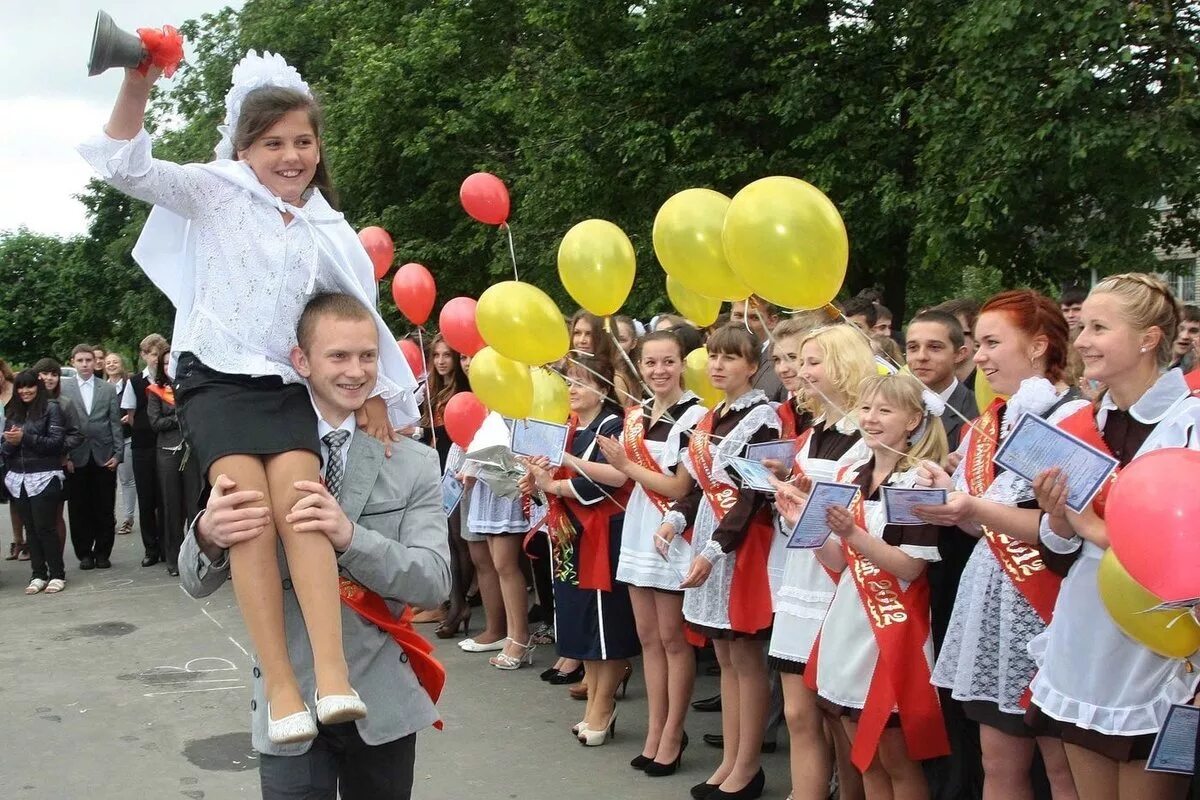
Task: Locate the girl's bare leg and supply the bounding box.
[980,724,1036,800]
[843,718,894,800]
[782,672,833,800]
[584,660,622,730]
[706,640,740,787]
[263,450,351,701]
[655,591,693,764]
[877,727,930,800]
[1117,758,1188,800]
[830,710,867,800]
[630,586,667,759]
[467,540,505,644]
[722,638,769,791]
[1063,743,1118,800]
[1035,737,1078,800]
[486,534,530,662]
[209,455,302,718]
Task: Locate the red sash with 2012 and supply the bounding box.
[806,473,948,770]
[965,400,1063,628]
[623,406,676,516]
[690,409,774,634]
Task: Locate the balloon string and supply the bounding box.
[605,316,659,405]
[565,355,645,408]
[417,328,437,449]
[501,222,519,281]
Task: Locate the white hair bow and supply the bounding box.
[214,51,312,160]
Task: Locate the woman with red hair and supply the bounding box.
[914,289,1083,799]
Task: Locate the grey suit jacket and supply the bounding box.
[180,435,451,756]
[59,376,123,466]
[941,380,980,451]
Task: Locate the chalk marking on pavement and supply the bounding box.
[227,636,251,658]
[201,607,224,629]
[142,685,247,698]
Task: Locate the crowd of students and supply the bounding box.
[413,281,1200,800]
[1,335,201,593]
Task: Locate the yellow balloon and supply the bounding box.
[529,367,570,424]
[684,347,721,408]
[468,347,533,419]
[476,281,569,367]
[974,371,1008,411]
[666,276,721,327]
[722,176,848,310]
[1098,549,1200,659]
[557,219,636,317]
[653,188,751,301]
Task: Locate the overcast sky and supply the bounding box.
[0,1,242,238]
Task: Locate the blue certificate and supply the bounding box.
[744,439,798,466]
[1146,703,1199,775]
[440,472,464,516]
[992,412,1118,513]
[510,418,570,466]
[786,481,860,549]
[881,487,947,526]
[728,457,779,493]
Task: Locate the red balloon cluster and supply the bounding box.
[444,392,489,448]
[439,297,485,357]
[1107,448,1200,602]
[397,338,425,378]
[359,226,394,280]
[460,172,510,226]
[392,263,436,325]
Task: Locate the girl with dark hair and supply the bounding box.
[654,324,783,798]
[571,310,638,404]
[522,353,639,745]
[0,358,27,562]
[80,54,421,744]
[3,371,70,594]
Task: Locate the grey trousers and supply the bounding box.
[259,726,415,800]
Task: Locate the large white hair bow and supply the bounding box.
[214,50,312,160]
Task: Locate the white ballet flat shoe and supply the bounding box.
[458,637,506,653]
[267,704,317,744]
[315,689,367,725]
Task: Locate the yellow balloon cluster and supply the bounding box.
[666,276,721,327]
[722,177,848,311]
[557,219,636,317]
[476,281,569,367]
[1098,549,1200,659]
[529,367,570,424]
[653,189,749,301]
[468,347,533,420]
[684,347,722,408]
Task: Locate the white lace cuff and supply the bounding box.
[1039,513,1082,554]
[699,539,726,565]
[78,128,153,181]
[663,511,688,536]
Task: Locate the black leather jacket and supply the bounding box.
[2,400,76,474]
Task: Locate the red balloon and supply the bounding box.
[359,226,394,280]
[459,172,510,226]
[398,338,425,378]
[438,297,485,357]
[1107,447,1200,601]
[444,392,488,448]
[391,263,436,325]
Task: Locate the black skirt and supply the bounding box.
[173,352,320,479]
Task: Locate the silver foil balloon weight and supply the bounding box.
[87,10,148,76]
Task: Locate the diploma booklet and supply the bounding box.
[881,487,948,525]
[993,412,1118,513]
[786,481,860,549]
[509,418,570,466]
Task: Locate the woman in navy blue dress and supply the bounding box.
[524,353,640,747]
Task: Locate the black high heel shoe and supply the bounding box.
[616,663,632,698]
[547,664,585,685]
[644,731,688,777]
[630,753,653,770]
[707,768,765,800]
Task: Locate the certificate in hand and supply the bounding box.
[440,472,464,516]
[993,412,1118,514]
[881,487,948,526]
[786,481,860,549]
[727,457,779,493]
[509,418,570,466]
[1146,703,1199,774]
[744,439,798,467]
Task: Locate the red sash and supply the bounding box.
[1186,368,1200,397]
[622,406,673,515]
[146,382,175,406]
[544,415,629,592]
[965,400,1062,627]
[1056,405,1117,519]
[806,471,948,770]
[338,578,445,730]
[690,409,775,634]
[778,400,799,441]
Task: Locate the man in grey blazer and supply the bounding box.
[904,310,979,450]
[60,344,124,570]
[180,293,450,800]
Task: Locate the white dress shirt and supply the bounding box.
[117,378,136,411]
[936,377,960,404]
[77,374,96,415]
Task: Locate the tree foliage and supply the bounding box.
[3,0,1198,362]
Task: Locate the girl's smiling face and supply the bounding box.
[639,339,684,397]
[1073,292,1159,384]
[858,389,921,454]
[771,335,803,394]
[572,318,594,354]
[238,108,321,205]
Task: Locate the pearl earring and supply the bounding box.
[1140,347,1148,353]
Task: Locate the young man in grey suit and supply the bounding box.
[60,344,124,570]
[905,310,979,450]
[180,293,450,800]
